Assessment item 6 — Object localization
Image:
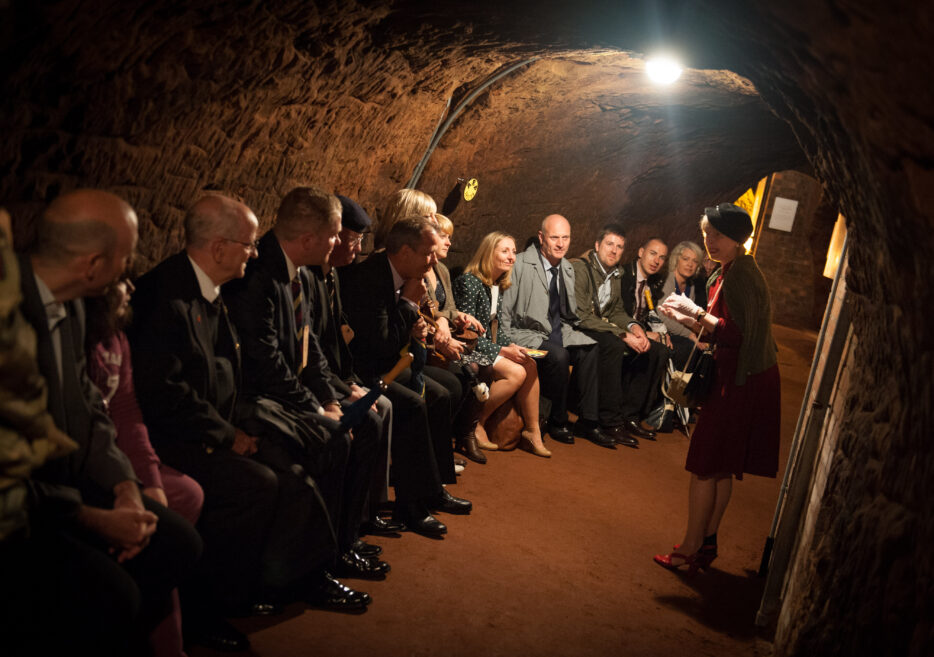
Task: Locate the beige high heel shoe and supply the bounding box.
[520,429,552,458]
[475,426,498,451]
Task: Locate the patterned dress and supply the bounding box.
[452,273,514,367]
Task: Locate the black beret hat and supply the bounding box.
[337,195,372,233]
[704,203,753,244]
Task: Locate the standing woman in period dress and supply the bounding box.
[453,232,550,458]
[654,203,781,572]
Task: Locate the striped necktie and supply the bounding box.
[291,272,304,335]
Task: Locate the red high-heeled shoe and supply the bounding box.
[653,551,700,574]
[673,543,718,570]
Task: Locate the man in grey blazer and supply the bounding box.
[499,214,616,449]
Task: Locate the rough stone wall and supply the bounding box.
[753,171,836,330]
[707,1,934,655]
[2,1,932,653]
[416,55,802,268]
[0,0,805,274]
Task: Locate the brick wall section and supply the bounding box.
[754,170,836,330]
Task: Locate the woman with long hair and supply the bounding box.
[453,232,550,458]
[655,204,781,573]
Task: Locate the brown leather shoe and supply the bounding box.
[458,433,487,464]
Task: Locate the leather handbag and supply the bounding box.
[663,285,720,408]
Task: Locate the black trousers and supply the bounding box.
[1,497,201,657]
[380,377,444,502]
[396,366,456,484]
[157,443,279,607]
[583,330,669,422]
[238,403,354,585]
[335,404,382,548]
[536,339,599,426]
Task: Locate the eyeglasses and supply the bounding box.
[345,235,364,247]
[223,237,259,253]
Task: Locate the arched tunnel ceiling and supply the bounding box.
[1,0,806,268]
[3,1,934,655]
[418,53,804,263]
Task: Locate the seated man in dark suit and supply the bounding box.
[572,224,668,444]
[617,236,673,438]
[224,186,389,580]
[499,214,616,448]
[129,195,369,651]
[340,216,472,536]
[9,191,202,654]
[309,194,399,537]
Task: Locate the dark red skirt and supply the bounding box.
[685,346,781,480]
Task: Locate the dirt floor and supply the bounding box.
[193,324,815,657]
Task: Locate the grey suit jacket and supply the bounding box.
[499,244,595,348]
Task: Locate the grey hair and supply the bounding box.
[184,195,243,247]
[668,240,705,274]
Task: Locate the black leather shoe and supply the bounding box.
[336,550,390,580]
[546,421,574,444]
[352,538,382,557]
[393,501,447,536]
[307,572,370,613]
[186,616,250,652]
[605,425,639,448]
[574,424,616,449]
[624,418,657,440]
[429,488,472,515]
[362,515,405,536]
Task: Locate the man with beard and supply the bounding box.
[572,225,668,444]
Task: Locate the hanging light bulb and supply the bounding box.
[646,55,683,85]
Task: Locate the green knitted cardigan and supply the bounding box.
[708,254,778,386]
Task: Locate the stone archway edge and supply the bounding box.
[407,56,540,190]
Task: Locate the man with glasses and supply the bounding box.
[131,194,369,652]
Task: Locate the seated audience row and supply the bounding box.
[2,182,726,656]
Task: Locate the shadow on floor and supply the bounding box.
[655,566,776,641]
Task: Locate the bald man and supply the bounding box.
[130,194,367,652]
[12,190,202,655]
[499,214,615,449]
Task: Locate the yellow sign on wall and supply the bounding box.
[463,178,478,201]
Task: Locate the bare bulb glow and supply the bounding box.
[646,56,683,85]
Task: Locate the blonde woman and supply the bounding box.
[453,233,550,458]
[375,190,476,477]
[374,188,437,249]
[655,203,780,573]
[661,240,709,369]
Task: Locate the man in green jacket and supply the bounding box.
[571,224,669,444]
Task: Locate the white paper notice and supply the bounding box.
[769,197,798,232]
